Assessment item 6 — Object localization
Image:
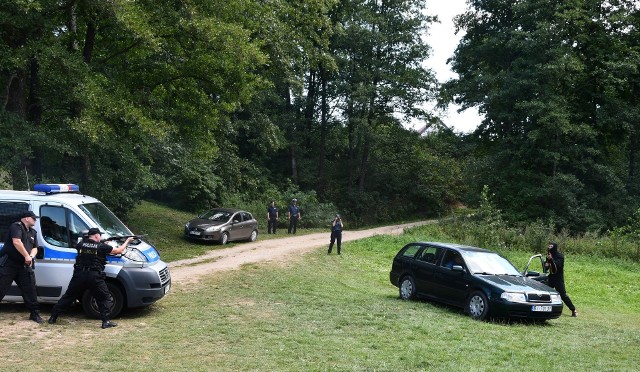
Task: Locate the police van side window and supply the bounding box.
[39,206,71,247]
[0,202,30,241]
[40,206,89,248]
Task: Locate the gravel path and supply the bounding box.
[168,220,434,284]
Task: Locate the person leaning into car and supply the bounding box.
[545,242,578,317]
[267,200,278,234]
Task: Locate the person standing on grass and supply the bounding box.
[327,214,343,255]
[0,211,43,324]
[267,200,278,234]
[545,242,578,317]
[48,228,133,329]
[287,198,301,234]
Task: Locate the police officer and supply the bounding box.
[327,214,344,255]
[0,211,43,323]
[48,228,133,329]
[267,200,278,234]
[287,198,301,234]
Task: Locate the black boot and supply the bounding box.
[48,314,58,324]
[29,311,44,324]
[101,320,118,329]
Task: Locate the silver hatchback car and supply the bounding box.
[184,208,258,244]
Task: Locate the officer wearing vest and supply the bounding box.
[0,211,43,323]
[48,228,133,329]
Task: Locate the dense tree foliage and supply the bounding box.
[1,0,450,224]
[445,0,640,232]
[3,0,640,232]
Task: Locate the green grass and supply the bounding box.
[3,203,639,371]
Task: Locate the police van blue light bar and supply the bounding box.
[33,184,80,193]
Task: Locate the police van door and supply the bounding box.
[34,205,90,301]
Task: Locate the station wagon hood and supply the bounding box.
[476,274,556,293]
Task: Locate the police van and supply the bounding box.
[0,184,171,318]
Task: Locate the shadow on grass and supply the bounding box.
[384,294,554,327]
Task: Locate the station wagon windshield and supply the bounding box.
[199,209,233,221]
[463,251,522,276]
[79,203,133,236]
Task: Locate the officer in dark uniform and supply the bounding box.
[327,214,344,255]
[48,228,133,329]
[267,200,278,234]
[287,198,301,234]
[545,242,578,317]
[0,211,43,323]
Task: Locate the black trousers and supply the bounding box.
[288,217,298,234]
[0,260,39,312]
[328,231,342,254]
[267,218,277,234]
[549,279,576,311]
[51,270,113,321]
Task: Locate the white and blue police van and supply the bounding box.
[0,184,171,318]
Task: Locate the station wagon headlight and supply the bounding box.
[550,294,562,304]
[501,292,526,303]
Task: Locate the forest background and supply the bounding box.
[2,0,640,240]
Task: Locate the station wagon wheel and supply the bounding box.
[249,230,258,242]
[219,231,229,245]
[467,291,489,320]
[399,275,416,300]
[82,282,124,319]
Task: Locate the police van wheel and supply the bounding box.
[82,282,125,319]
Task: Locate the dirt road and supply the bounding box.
[169,220,433,284]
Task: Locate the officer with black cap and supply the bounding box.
[48,228,133,328]
[0,211,43,323]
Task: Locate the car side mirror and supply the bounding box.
[452,265,465,272]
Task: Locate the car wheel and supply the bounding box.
[82,282,125,319]
[219,232,229,245]
[399,276,416,300]
[467,290,489,320]
[249,230,258,242]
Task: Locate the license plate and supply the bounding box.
[164,283,171,294]
[532,305,552,312]
[189,231,201,236]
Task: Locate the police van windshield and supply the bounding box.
[79,203,133,237]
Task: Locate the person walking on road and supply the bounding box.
[327,214,344,255]
[0,211,43,324]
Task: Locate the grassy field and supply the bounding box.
[2,202,639,371]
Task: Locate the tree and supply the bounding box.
[444,0,640,231]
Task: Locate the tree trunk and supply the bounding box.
[317,65,328,194]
